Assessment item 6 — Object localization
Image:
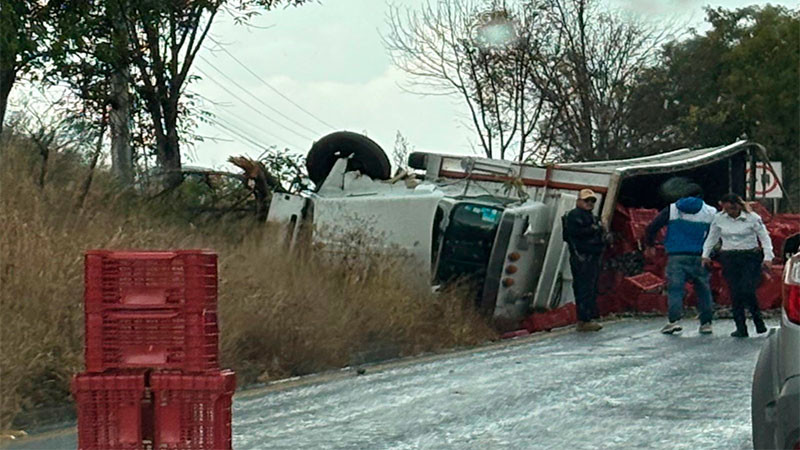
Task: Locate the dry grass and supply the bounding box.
[0,134,497,430]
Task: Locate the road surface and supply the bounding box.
[9,317,775,449]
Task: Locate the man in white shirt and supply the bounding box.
[702,193,774,337]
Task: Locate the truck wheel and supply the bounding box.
[659,177,702,203]
[306,131,391,186]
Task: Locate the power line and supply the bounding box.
[209,121,272,163]
[208,116,284,158]
[211,111,303,151]
[199,55,322,137]
[196,135,234,143]
[206,36,338,131]
[195,65,315,142]
[197,92,304,150]
[208,112,307,163]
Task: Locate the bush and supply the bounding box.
[0,132,496,430]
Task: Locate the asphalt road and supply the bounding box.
[8,316,777,450]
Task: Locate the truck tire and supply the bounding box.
[306,131,391,186]
[659,177,702,203]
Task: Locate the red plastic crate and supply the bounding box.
[626,208,661,243]
[623,272,666,293]
[747,202,772,223]
[523,303,577,332]
[757,265,784,310]
[500,329,531,339]
[151,370,236,450]
[85,309,219,373]
[628,208,660,224]
[619,272,665,309]
[683,283,698,307]
[633,292,668,313]
[712,284,731,306]
[596,294,623,317]
[71,372,147,450]
[85,250,217,313]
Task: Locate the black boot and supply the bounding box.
[753,316,767,334]
[731,318,749,338]
[731,327,749,338]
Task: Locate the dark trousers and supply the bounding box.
[719,250,764,330]
[570,252,601,322]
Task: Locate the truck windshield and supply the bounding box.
[435,203,503,286]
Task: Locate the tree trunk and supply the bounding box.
[0,68,17,136]
[77,117,108,209]
[575,0,594,160]
[109,68,133,185]
[156,109,182,188]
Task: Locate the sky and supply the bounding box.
[186,0,796,170]
[10,0,795,170]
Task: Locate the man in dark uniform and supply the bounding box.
[564,189,606,332]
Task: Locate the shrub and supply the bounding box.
[0,132,496,430]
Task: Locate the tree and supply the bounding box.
[384,1,547,161]
[49,0,143,186]
[50,0,310,188]
[384,0,675,163]
[0,0,52,135]
[531,0,674,162]
[117,0,311,188]
[624,5,799,206]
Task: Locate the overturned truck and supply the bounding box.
[267,132,800,331]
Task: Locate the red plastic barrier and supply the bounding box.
[522,303,577,332]
[71,372,147,450]
[84,250,218,313]
[151,370,236,450]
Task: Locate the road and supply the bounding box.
[9,316,776,449]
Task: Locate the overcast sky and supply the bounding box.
[187,0,796,170]
[24,0,796,170]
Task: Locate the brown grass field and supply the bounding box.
[0,133,497,430]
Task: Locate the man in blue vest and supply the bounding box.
[645,186,717,335]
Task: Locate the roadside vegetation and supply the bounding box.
[0,133,497,430]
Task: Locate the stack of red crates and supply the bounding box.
[71,250,236,450]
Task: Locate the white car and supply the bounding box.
[752,252,800,449]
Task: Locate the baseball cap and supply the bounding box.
[578,188,597,200]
